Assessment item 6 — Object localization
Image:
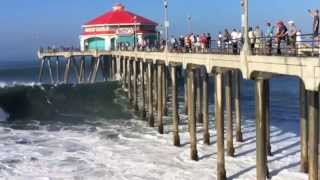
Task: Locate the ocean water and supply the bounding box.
[0,60,309,179]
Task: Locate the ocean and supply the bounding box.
[0,59,310,179]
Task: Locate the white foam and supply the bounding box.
[0,81,42,88]
[0,114,309,179]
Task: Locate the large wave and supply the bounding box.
[0,82,131,122]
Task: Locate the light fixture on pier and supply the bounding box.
[163,0,169,52]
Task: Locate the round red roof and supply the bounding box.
[84,4,158,26]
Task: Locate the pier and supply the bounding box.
[37,47,320,180]
[36,1,319,180]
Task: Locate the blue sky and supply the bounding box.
[0,0,318,61]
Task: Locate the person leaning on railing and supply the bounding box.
[287,21,298,55]
[275,21,288,55]
[266,22,274,55]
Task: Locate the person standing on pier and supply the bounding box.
[254,26,262,54]
[308,9,319,38]
[287,21,298,54]
[266,22,274,55]
[248,27,256,53]
[207,33,212,50]
[231,29,239,54]
[308,9,319,55]
[275,21,288,55]
[223,29,231,52]
[217,32,223,52]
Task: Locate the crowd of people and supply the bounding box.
[168,33,212,53]
[168,8,320,55]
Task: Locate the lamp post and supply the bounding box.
[241,0,251,55]
[188,15,192,34]
[163,0,169,52]
[95,28,98,51]
[133,16,137,51]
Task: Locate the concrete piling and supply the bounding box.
[157,63,164,134]
[307,91,319,180]
[133,60,139,112]
[171,64,180,147]
[47,58,54,84]
[215,69,226,180]
[140,60,147,119]
[225,70,235,157]
[162,65,168,116]
[56,57,60,83]
[72,58,80,83]
[128,59,133,103]
[79,57,85,83]
[123,58,128,88]
[64,58,71,83]
[147,62,154,127]
[299,80,308,173]
[91,57,101,83]
[255,77,269,180]
[196,68,203,124]
[188,67,198,161]
[202,72,210,145]
[38,59,45,82]
[184,71,188,115]
[233,70,243,142]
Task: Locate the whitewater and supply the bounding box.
[0,77,312,180]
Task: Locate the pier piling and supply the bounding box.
[64,58,71,83]
[47,58,54,84]
[184,71,188,115]
[133,60,139,112]
[147,62,154,127]
[140,60,146,119]
[307,91,319,180]
[38,59,45,82]
[171,64,180,147]
[214,69,226,180]
[157,63,164,134]
[225,70,235,157]
[128,59,133,103]
[233,70,243,142]
[91,57,101,83]
[202,72,210,145]
[196,68,203,124]
[299,80,308,173]
[255,77,269,180]
[188,67,198,161]
[162,66,168,116]
[79,57,85,83]
[56,57,60,83]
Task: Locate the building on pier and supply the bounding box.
[80,3,158,51]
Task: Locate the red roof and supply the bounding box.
[84,4,158,26]
[81,30,156,36]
